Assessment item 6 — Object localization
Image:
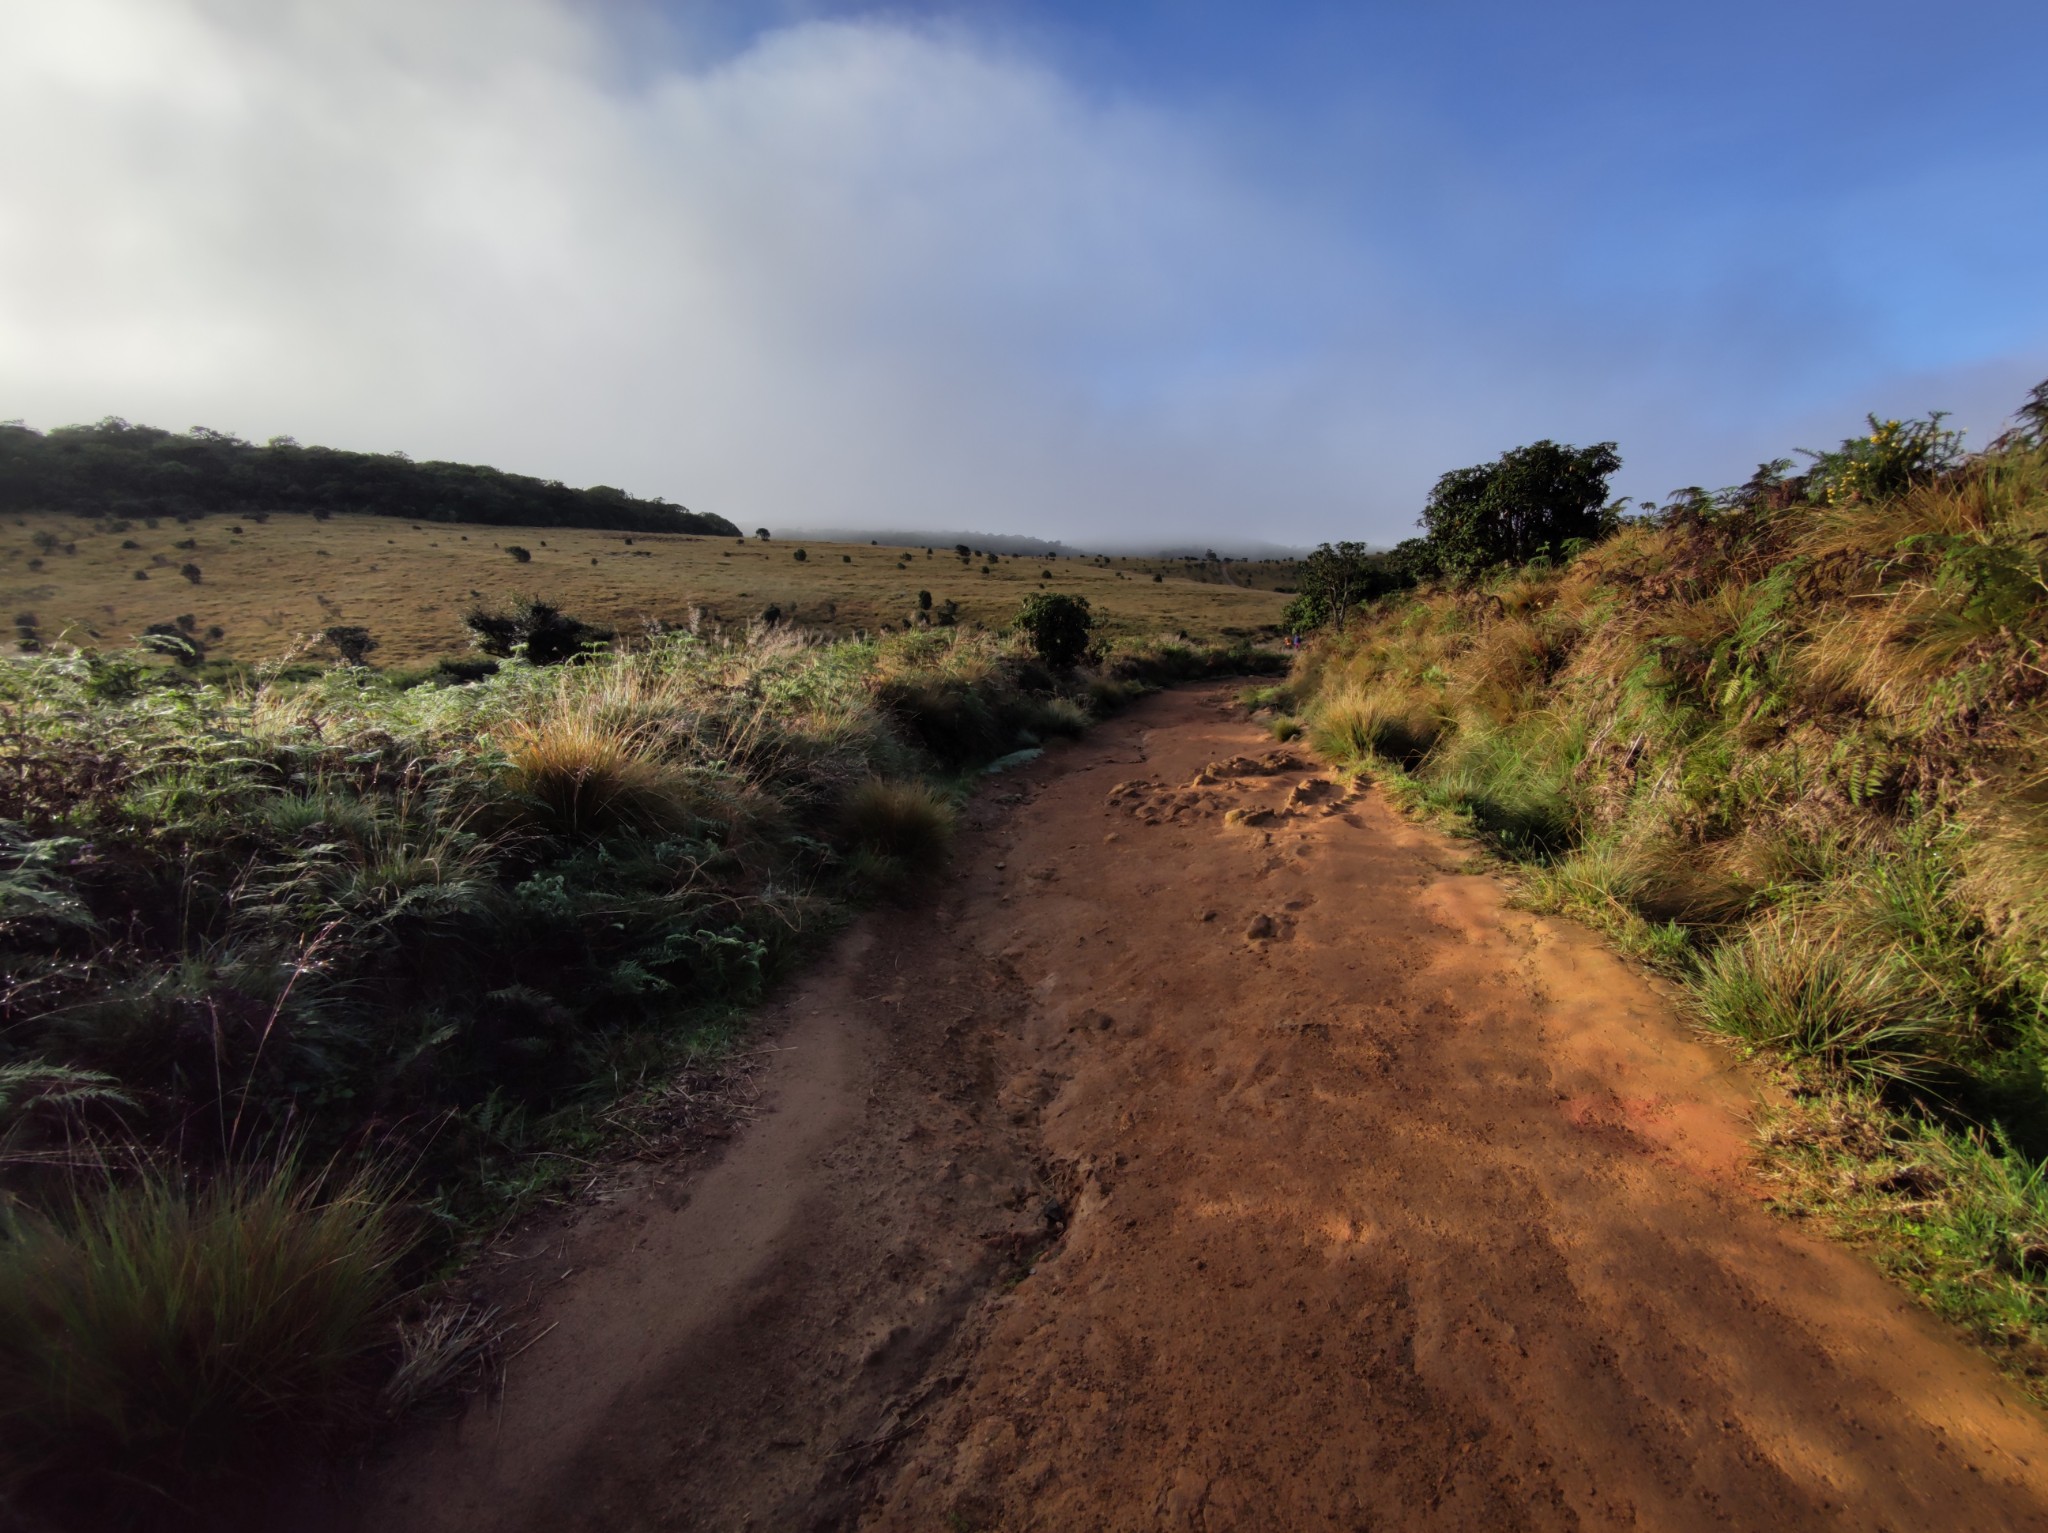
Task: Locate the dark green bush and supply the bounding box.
[1012,591,1094,669]
[321,625,379,665]
[462,598,611,664]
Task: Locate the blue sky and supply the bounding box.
[3,0,2044,546]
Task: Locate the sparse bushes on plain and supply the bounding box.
[321,624,379,665]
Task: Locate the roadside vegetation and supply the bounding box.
[0,595,1276,1524]
[1278,381,2048,1394]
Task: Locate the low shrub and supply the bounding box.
[463,597,612,665]
[1029,696,1091,739]
[876,672,1004,768]
[1013,592,1094,669]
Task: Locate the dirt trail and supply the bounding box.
[345,684,2048,1531]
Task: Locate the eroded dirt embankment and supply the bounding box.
[345,684,2048,1532]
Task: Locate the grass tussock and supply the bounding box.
[840,778,956,884]
[1308,685,1443,769]
[501,713,700,836]
[0,1162,403,1515]
[1689,914,1948,1086]
[1290,389,2048,1390]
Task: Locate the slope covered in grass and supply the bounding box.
[1284,388,2048,1389]
[0,419,738,535]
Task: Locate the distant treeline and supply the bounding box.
[776,527,1079,558]
[0,418,741,536]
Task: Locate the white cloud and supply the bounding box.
[0,0,1388,541]
[2,1,2040,546]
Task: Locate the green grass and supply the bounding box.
[1689,915,1950,1087]
[0,1162,404,1516]
[1288,399,2048,1392]
[1758,1092,2048,1398]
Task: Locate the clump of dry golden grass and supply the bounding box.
[501,713,703,836]
[1308,684,1443,768]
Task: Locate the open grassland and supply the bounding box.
[0,618,1277,1524]
[0,512,1289,666]
[1276,411,2048,1393]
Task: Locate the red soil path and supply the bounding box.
[341,683,2048,1531]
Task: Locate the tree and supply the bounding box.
[321,625,379,665]
[755,527,771,541]
[1013,591,1093,669]
[917,590,932,610]
[1387,536,1443,584]
[793,548,807,562]
[1421,439,1622,582]
[1280,542,1416,631]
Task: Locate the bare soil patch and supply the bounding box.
[336,684,2048,1531]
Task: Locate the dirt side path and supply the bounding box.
[347,684,2048,1532]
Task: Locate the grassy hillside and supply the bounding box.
[1,514,1288,666]
[0,618,1276,1523]
[0,420,738,536]
[1277,390,2048,1390]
